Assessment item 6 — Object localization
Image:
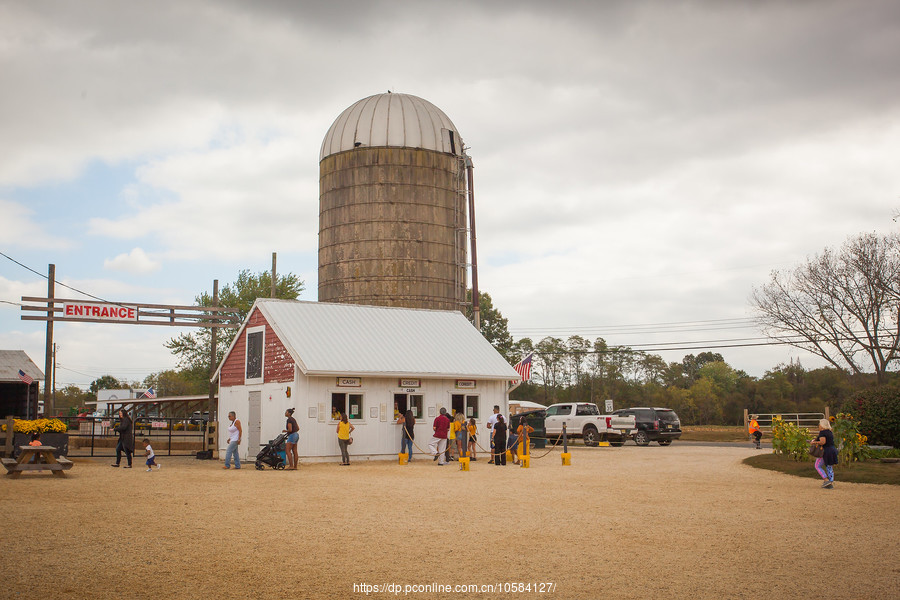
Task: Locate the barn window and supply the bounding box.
[331,393,364,421]
[245,326,264,382]
[452,394,479,419]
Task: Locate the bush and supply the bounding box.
[831,413,872,465]
[771,415,812,461]
[1,418,68,434]
[843,386,900,447]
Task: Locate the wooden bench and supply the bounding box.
[2,446,73,478]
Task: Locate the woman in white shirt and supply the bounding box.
[224,411,242,469]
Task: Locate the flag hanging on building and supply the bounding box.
[513,352,533,383]
[140,387,156,399]
[18,369,34,385]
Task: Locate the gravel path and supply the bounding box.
[2,445,896,599]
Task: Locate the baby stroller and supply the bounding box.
[255,432,287,470]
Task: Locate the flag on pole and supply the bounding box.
[18,369,34,385]
[140,387,157,399]
[512,352,533,383]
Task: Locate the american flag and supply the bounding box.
[140,387,157,399]
[513,353,533,383]
[18,369,34,385]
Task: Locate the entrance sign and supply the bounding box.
[64,302,137,322]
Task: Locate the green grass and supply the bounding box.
[743,453,900,486]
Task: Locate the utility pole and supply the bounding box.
[44,264,55,417]
[271,252,277,298]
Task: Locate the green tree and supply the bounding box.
[465,290,515,362]
[89,375,122,394]
[166,269,304,373]
[142,369,208,397]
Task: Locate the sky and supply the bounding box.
[1,0,899,389]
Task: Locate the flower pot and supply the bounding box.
[13,433,69,458]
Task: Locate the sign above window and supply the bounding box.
[337,377,361,387]
[455,380,476,389]
[398,378,420,388]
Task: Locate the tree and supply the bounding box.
[166,269,304,373]
[465,290,516,362]
[751,232,900,384]
[89,375,122,394]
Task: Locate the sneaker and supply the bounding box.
[222,466,230,469]
[110,464,119,467]
[123,465,132,469]
[157,464,161,469]
[825,481,834,489]
[821,480,831,488]
[146,468,152,472]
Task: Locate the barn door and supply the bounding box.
[248,391,261,458]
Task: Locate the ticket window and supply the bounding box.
[452,394,479,419]
[394,393,423,420]
[331,393,364,421]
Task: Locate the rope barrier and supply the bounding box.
[399,422,564,464]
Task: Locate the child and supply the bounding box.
[28,432,42,447]
[143,438,161,471]
[467,418,478,461]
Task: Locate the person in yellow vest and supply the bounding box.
[749,415,762,449]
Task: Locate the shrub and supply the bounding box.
[831,413,872,466]
[1,418,68,434]
[842,386,900,447]
[771,415,812,461]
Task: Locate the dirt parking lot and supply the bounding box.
[2,445,897,599]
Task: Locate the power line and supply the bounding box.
[0,250,114,304]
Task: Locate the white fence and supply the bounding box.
[744,410,829,433]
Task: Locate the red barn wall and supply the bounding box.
[220,309,294,387]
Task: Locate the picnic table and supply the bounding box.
[2,446,73,478]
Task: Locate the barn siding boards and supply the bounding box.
[219,309,293,387]
[318,147,466,311]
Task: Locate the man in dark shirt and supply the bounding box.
[429,407,451,466]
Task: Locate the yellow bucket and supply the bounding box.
[561,452,571,466]
[459,457,470,471]
[399,452,408,465]
[520,456,530,468]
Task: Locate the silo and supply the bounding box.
[319,92,468,312]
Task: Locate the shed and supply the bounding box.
[214,299,520,462]
[0,350,44,419]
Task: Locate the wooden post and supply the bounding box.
[206,279,218,451]
[825,406,830,420]
[43,263,55,418]
[743,408,749,431]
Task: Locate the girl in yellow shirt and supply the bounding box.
[336,412,355,466]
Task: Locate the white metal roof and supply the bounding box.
[320,92,464,160]
[0,350,44,383]
[216,299,519,381]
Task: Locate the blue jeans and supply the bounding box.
[224,440,241,469]
[401,437,413,458]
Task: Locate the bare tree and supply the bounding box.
[751,232,900,384]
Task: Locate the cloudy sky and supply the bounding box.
[2,0,899,389]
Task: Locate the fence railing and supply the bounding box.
[745,412,827,434]
[58,416,206,457]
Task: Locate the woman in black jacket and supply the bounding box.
[492,415,508,466]
[112,409,134,468]
[811,418,838,489]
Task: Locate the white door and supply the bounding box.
[248,391,261,459]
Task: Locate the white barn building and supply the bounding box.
[214,299,520,462]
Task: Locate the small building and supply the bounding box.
[213,299,520,461]
[0,350,44,419]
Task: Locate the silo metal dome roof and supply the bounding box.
[320,92,464,161]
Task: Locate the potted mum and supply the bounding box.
[2,418,70,458]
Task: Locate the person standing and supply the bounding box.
[111,409,134,468]
[429,407,451,465]
[467,418,478,461]
[453,413,466,459]
[749,415,762,449]
[398,409,415,461]
[283,408,300,470]
[336,412,355,465]
[516,416,535,464]
[492,414,508,466]
[486,405,501,464]
[223,411,242,470]
[811,418,838,489]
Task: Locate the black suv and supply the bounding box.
[613,407,681,446]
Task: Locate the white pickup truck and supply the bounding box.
[544,402,635,447]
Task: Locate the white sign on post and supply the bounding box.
[605,399,614,413]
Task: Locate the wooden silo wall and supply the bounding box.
[318,147,467,311]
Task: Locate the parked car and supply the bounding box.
[508,409,547,449]
[544,402,636,447]
[613,407,682,446]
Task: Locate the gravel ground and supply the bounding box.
[2,445,897,600]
